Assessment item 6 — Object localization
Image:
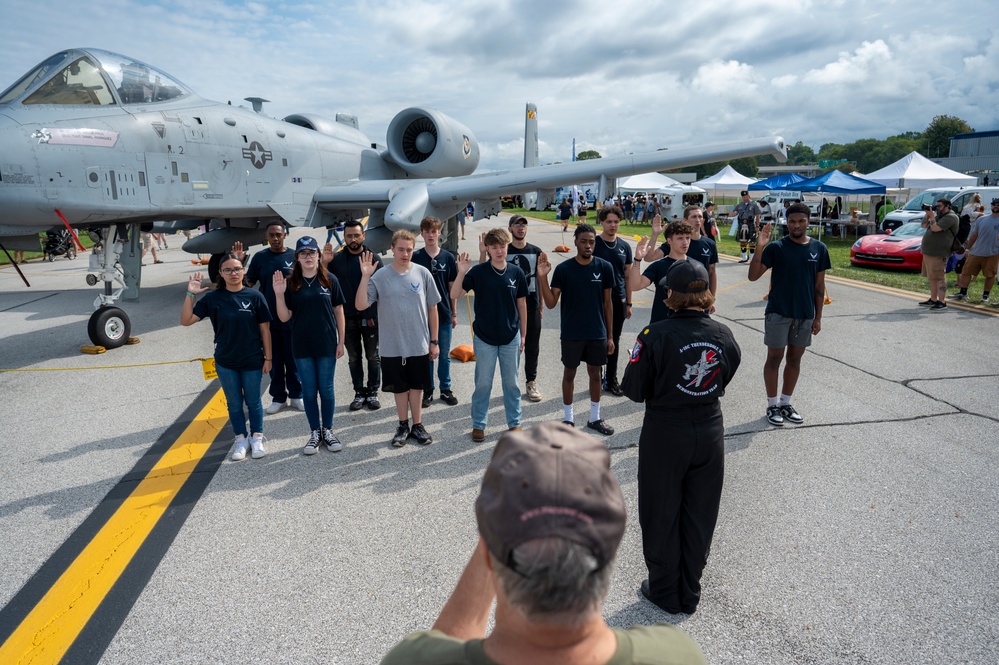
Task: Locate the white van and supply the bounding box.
[881,186,999,231]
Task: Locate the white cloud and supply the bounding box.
[0,0,995,171]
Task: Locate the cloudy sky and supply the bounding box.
[1,0,996,171]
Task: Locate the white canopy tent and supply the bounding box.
[617,172,683,191]
[693,165,757,195]
[864,151,976,190]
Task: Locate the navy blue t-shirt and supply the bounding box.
[642,256,678,324]
[329,247,382,319]
[550,257,614,340]
[462,263,528,346]
[507,243,542,311]
[686,237,718,271]
[592,236,633,301]
[192,288,272,370]
[413,247,458,318]
[245,247,296,328]
[761,237,832,320]
[283,275,347,358]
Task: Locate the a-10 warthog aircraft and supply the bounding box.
[0,48,786,347]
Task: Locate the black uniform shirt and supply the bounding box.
[621,310,741,409]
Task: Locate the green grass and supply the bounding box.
[1,234,95,266]
[506,207,985,299]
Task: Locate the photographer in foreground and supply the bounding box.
[380,423,707,665]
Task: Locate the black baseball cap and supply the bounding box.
[665,259,710,294]
[509,215,528,226]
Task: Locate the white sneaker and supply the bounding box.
[526,381,542,403]
[231,435,249,461]
[265,400,286,415]
[249,433,267,459]
[289,398,305,411]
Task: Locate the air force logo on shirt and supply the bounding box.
[591,271,602,283]
[508,278,518,290]
[321,286,331,295]
[283,261,294,272]
[410,282,421,293]
[701,247,711,258]
[239,300,252,312]
[809,252,819,263]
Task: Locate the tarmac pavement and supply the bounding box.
[1,217,996,664]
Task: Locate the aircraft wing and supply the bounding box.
[309,136,786,229]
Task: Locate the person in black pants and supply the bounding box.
[325,220,382,411]
[621,260,741,615]
[592,204,633,396]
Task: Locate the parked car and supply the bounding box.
[881,186,999,232]
[849,221,926,270]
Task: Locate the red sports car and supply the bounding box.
[850,222,926,270]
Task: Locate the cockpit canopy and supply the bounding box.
[0,48,192,106]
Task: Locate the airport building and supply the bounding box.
[932,129,999,182]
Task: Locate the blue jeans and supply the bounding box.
[295,355,337,430]
[471,333,521,430]
[216,365,264,437]
[426,318,453,392]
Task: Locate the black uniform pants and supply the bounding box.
[344,318,380,394]
[605,298,626,384]
[638,403,725,614]
[268,324,301,402]
[523,305,542,382]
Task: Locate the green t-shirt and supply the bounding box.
[920,211,960,257]
[380,625,707,665]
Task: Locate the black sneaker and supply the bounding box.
[766,405,784,426]
[929,301,948,312]
[586,419,614,436]
[391,422,410,447]
[946,293,967,301]
[366,393,381,410]
[349,392,366,411]
[738,257,749,263]
[303,429,321,456]
[422,392,433,409]
[917,299,936,307]
[440,390,458,406]
[561,420,574,427]
[322,427,343,452]
[605,380,624,397]
[410,423,433,446]
[779,404,804,425]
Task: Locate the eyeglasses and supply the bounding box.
[221,267,244,275]
[298,250,318,257]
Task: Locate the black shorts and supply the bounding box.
[381,355,430,393]
[561,339,607,368]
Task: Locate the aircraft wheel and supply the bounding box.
[207,253,223,283]
[88,306,131,349]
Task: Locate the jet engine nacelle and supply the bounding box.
[385,107,480,178]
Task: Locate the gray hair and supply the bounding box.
[490,537,612,625]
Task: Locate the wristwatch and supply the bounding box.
[429,340,439,345]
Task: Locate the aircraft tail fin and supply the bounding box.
[523,103,541,210]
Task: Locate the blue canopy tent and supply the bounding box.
[793,170,886,195]
[747,172,809,191]
[790,171,886,238]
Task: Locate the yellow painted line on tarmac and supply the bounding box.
[0,390,229,665]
